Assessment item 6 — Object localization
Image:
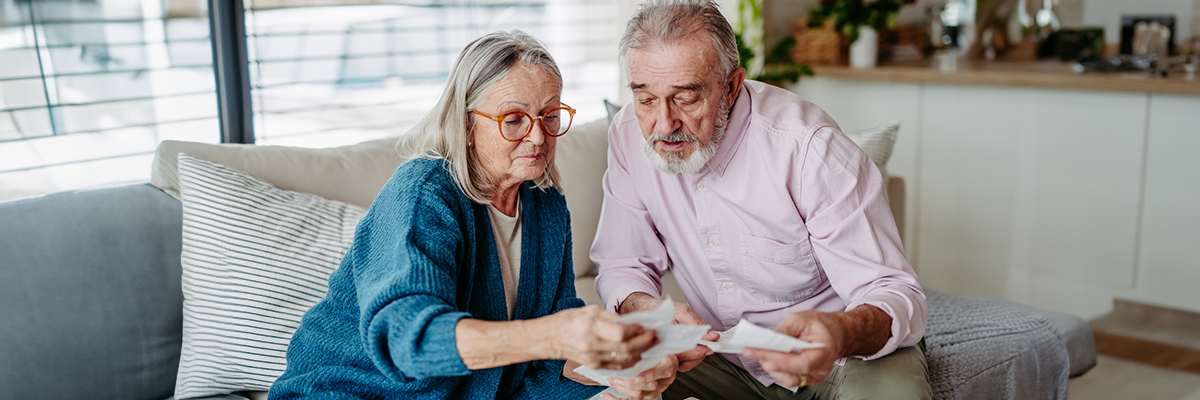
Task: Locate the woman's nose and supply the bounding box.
[524,120,546,145]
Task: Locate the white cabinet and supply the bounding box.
[1134,95,1200,312]
[918,85,1147,317]
[794,76,1200,319]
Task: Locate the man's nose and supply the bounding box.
[654,102,681,135]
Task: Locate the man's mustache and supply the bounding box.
[647,130,697,144]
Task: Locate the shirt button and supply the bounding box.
[695,182,704,190]
[720,283,730,291]
[707,237,716,246]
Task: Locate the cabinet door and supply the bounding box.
[917,85,1146,307]
[1135,95,1200,314]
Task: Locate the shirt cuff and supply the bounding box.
[603,282,662,313]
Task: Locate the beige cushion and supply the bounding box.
[151,137,407,208]
[551,118,610,279]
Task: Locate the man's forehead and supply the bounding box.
[627,45,721,92]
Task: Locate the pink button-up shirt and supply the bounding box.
[592,80,926,389]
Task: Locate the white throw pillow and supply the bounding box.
[844,120,899,181]
[174,155,367,399]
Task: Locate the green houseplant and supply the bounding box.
[807,0,915,43]
[735,0,814,86]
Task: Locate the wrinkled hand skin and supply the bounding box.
[617,292,719,372]
[602,354,679,400]
[742,305,892,387]
[552,306,658,370]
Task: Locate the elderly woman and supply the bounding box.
[269,30,666,399]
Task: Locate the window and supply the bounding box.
[0,0,620,202]
[0,0,219,202]
[244,0,620,148]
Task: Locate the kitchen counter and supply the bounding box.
[811,57,1200,96]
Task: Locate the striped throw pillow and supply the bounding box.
[174,155,367,399]
[845,120,899,181]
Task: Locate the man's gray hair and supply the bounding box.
[398,29,563,205]
[619,0,740,79]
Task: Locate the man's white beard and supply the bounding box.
[641,100,730,175]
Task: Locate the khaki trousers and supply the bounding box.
[663,341,931,400]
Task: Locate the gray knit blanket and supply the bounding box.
[925,291,1073,400]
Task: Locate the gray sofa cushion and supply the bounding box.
[0,183,184,400]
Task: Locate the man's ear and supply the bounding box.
[726,67,746,102]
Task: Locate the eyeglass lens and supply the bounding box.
[500,109,571,141]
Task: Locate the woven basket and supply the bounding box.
[791,18,846,65]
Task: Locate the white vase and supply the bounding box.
[850,26,878,69]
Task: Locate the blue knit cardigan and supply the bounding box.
[269,158,604,400]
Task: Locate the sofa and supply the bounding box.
[0,114,1095,400]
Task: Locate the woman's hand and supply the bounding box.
[549,306,658,370]
[603,354,678,400]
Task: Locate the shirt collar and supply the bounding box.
[704,81,752,178]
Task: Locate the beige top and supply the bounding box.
[487,200,523,320]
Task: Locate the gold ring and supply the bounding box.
[799,375,808,387]
[610,351,619,359]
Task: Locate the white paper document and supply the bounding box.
[572,300,823,388]
[699,319,825,354]
[573,298,710,383]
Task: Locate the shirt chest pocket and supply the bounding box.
[735,234,824,303]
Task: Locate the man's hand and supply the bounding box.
[618,292,718,372]
[603,354,678,400]
[741,305,891,387]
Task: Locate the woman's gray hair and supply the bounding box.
[619,0,739,80]
[398,29,563,205]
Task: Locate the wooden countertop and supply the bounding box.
[811,58,1200,96]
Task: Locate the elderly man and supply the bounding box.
[591,0,932,399]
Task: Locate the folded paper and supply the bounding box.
[699,319,825,354]
[573,299,822,389]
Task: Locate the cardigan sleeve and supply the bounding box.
[349,162,474,383]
